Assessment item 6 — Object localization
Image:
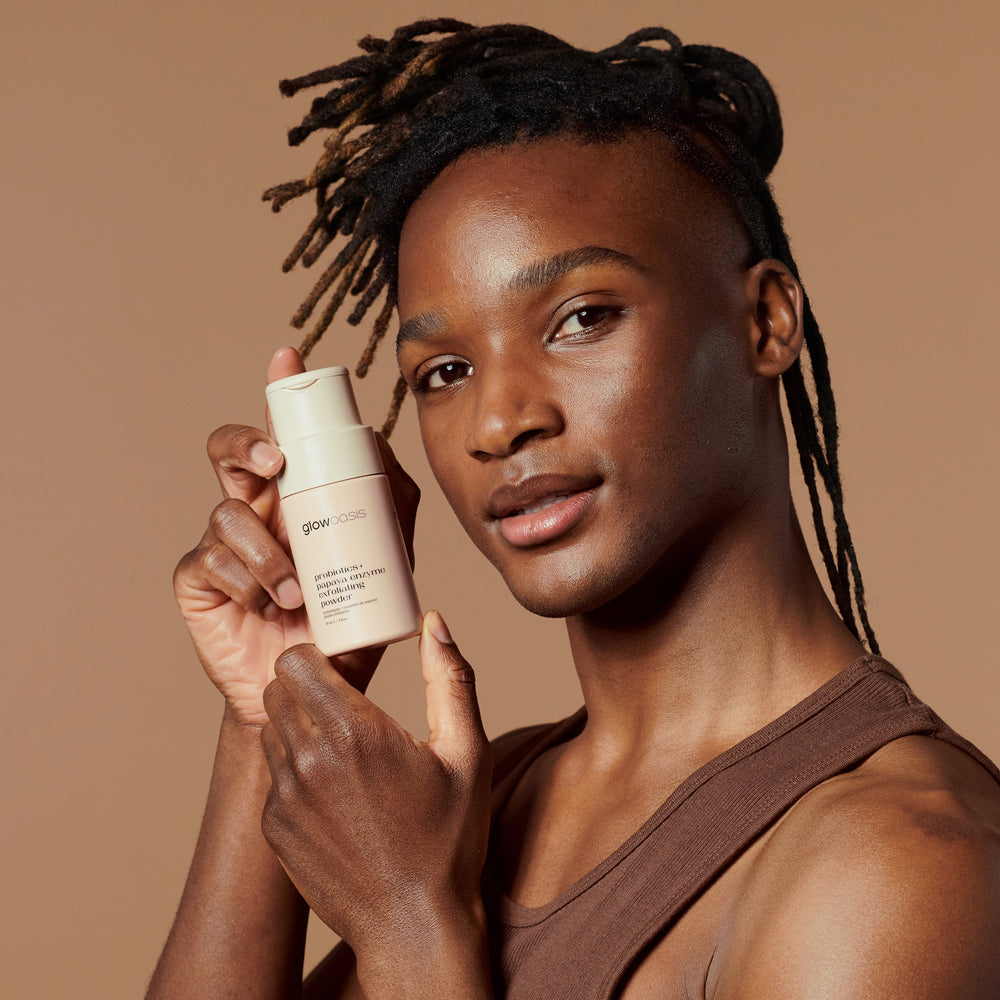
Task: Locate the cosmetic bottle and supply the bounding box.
[266,366,422,657]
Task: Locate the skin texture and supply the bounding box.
[151,132,1000,999]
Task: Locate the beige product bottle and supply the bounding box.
[266,366,422,657]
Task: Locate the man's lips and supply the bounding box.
[488,474,602,547]
[487,474,602,518]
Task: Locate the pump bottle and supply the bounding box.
[265,366,422,657]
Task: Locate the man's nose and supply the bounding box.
[464,365,564,459]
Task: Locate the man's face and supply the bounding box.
[395,131,771,619]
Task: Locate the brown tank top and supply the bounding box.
[483,655,1000,999]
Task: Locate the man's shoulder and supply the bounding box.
[711,735,1000,999]
[778,734,1000,859]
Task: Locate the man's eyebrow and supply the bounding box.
[508,245,647,294]
[396,310,447,353]
[395,245,645,352]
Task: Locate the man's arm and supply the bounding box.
[712,739,1000,999]
[147,349,317,997]
[146,710,308,999]
[149,347,410,996]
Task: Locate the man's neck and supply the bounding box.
[563,500,865,768]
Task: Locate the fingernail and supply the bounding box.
[250,441,282,471]
[428,610,453,645]
[276,578,302,609]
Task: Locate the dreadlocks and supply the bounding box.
[262,17,879,654]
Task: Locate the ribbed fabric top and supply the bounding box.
[483,655,1000,999]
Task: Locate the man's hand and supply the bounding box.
[260,612,493,993]
[172,347,420,725]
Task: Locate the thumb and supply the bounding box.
[420,610,487,767]
[266,345,306,385]
[265,347,307,440]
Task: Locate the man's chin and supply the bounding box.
[499,571,624,621]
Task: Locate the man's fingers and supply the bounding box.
[262,675,315,759]
[174,539,272,615]
[420,611,487,768]
[207,424,284,503]
[209,498,302,610]
[266,346,306,385]
[272,644,365,731]
[205,349,304,502]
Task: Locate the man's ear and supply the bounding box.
[745,259,804,377]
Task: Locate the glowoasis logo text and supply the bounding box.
[301,509,367,535]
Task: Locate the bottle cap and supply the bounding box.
[265,366,383,497]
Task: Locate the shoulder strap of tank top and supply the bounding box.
[489,656,999,999]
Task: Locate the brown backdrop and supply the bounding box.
[3,0,997,995]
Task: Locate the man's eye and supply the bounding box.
[558,306,612,337]
[423,360,472,390]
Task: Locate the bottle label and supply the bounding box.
[281,476,422,656]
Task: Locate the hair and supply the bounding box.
[262,18,879,654]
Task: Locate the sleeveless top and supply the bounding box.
[483,655,1000,999]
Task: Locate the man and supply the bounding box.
[149,20,1000,999]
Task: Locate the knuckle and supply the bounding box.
[449,661,477,686]
[439,643,476,684]
[288,744,320,786]
[325,711,372,759]
[274,644,316,683]
[206,423,245,459]
[260,794,285,850]
[197,543,259,607]
[172,547,200,588]
[209,500,288,581]
[198,540,231,578]
[209,497,252,538]
[228,424,266,459]
[251,541,290,581]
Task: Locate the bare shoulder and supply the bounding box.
[711,736,1000,1000]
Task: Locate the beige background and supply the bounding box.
[2,1,997,995]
